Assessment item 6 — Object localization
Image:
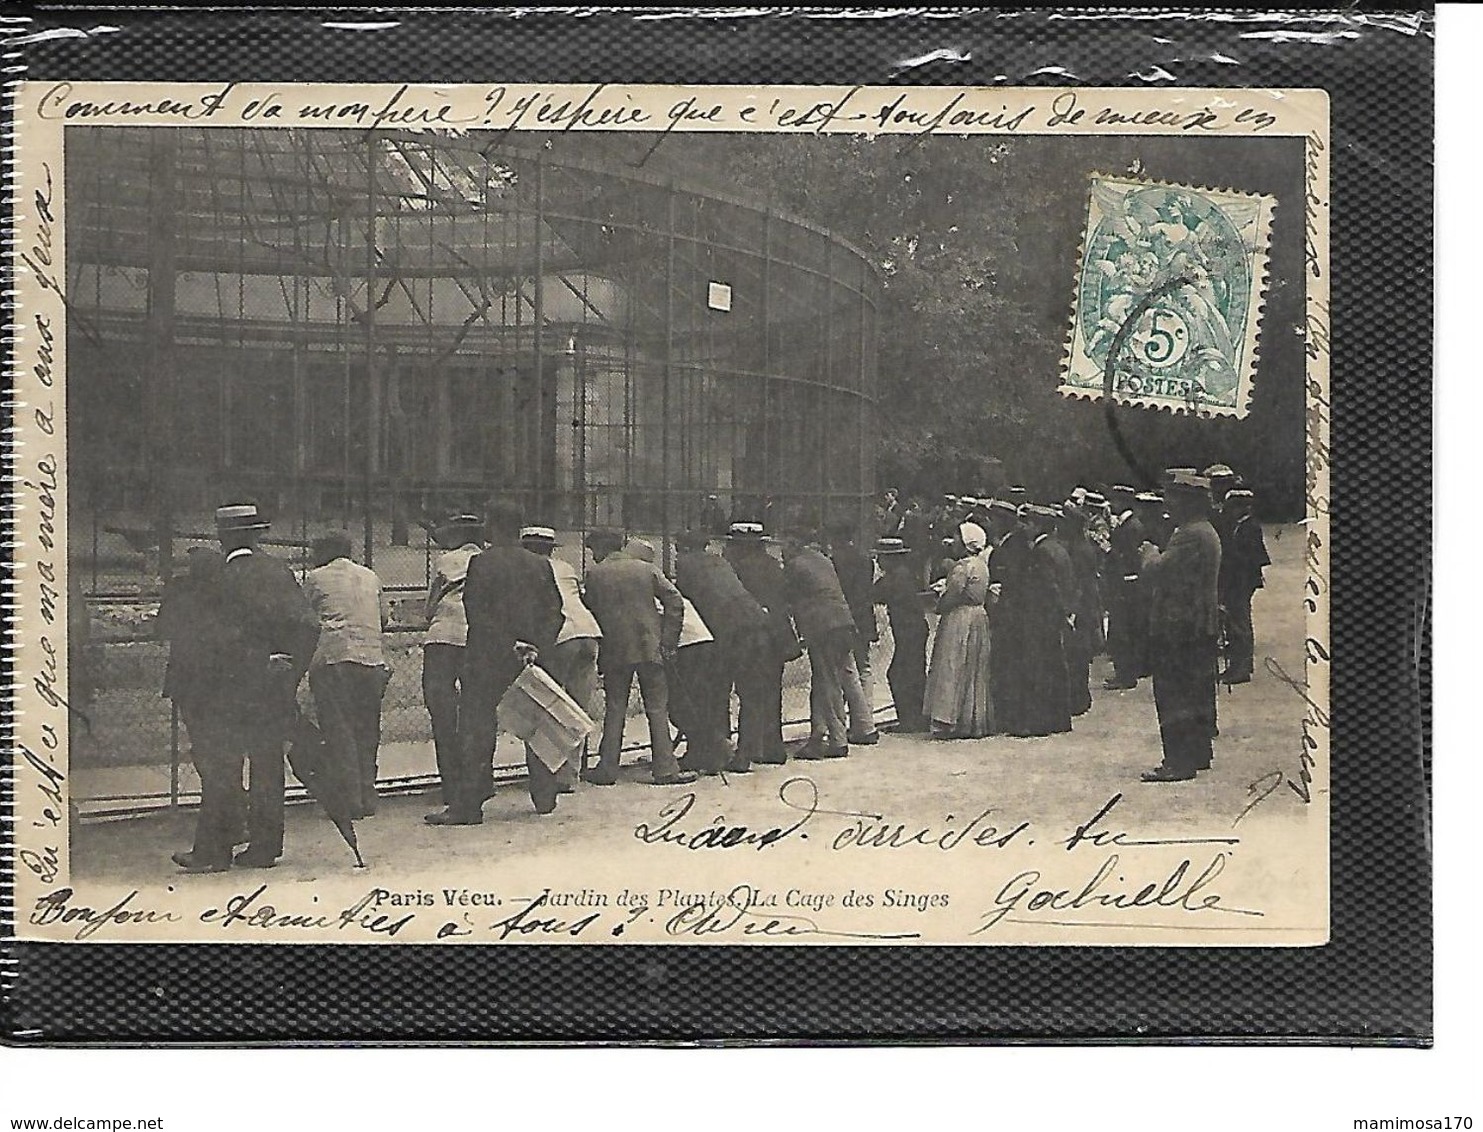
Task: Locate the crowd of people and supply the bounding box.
[156,462,1271,872]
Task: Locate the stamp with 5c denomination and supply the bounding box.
[1060,175,1276,418]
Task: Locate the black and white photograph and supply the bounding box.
[10,82,1328,945]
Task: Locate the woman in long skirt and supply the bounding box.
[924,522,994,739]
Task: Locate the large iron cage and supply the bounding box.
[64,126,882,807]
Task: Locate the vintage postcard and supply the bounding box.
[7,83,1329,945]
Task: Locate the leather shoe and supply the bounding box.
[754,753,788,765]
[172,851,230,874]
[725,758,753,774]
[233,848,280,868]
[848,731,880,745]
[423,809,483,826]
[584,767,618,787]
[1140,767,1195,783]
[652,770,701,786]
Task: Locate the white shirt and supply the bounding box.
[424,544,480,648]
[304,557,386,668]
[676,594,714,648]
[550,557,602,645]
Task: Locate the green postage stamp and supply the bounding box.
[1060,175,1276,418]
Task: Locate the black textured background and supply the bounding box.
[1,7,1433,1045]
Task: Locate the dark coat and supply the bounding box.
[1108,512,1148,582]
[462,543,564,678]
[830,543,878,642]
[1062,532,1106,656]
[158,559,232,706]
[675,550,768,644]
[214,549,321,721]
[584,554,684,669]
[990,532,1072,737]
[1219,515,1271,598]
[725,544,802,663]
[783,547,856,645]
[1144,518,1223,646]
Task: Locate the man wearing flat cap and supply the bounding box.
[173,503,319,872]
[303,533,389,819]
[1138,470,1223,782]
[422,513,484,806]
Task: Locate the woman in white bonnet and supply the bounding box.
[923,521,994,739]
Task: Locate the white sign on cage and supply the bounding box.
[707,280,732,311]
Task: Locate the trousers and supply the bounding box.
[1108,579,1150,682]
[1221,589,1256,680]
[457,652,562,817]
[842,631,877,738]
[309,662,387,817]
[596,660,682,780]
[807,627,856,748]
[885,617,929,730]
[734,640,786,765]
[421,643,465,805]
[544,637,600,782]
[184,685,294,865]
[1151,636,1218,776]
[668,641,734,771]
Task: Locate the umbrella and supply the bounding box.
[285,711,366,868]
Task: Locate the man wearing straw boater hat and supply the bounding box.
[1138,469,1223,782]
[172,503,319,873]
[722,521,799,765]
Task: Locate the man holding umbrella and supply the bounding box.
[173,503,319,873]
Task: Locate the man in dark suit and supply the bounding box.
[783,531,858,759]
[674,528,773,773]
[1216,488,1270,684]
[828,522,882,745]
[172,505,320,873]
[1104,484,1149,689]
[722,522,799,765]
[582,530,699,787]
[160,547,245,864]
[427,499,565,824]
[1140,471,1224,782]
